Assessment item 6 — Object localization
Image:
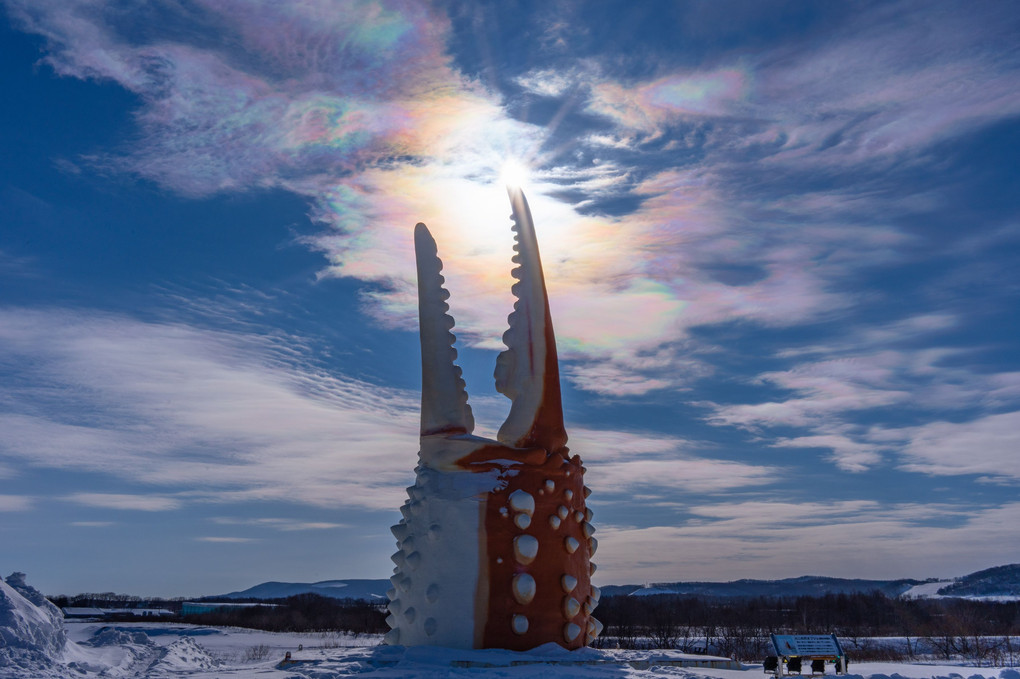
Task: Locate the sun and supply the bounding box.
[499,159,530,188]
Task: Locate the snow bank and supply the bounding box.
[149,637,218,672]
[0,572,67,674]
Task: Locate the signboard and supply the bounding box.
[771,634,844,657]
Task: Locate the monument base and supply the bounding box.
[277,645,744,672]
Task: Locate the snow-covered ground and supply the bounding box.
[901,581,1020,602]
[4,573,1020,679]
[27,624,1020,679]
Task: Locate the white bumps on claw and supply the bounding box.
[514,535,539,564]
[590,585,601,603]
[509,490,535,515]
[573,511,584,522]
[563,596,581,618]
[510,490,535,530]
[391,523,410,540]
[564,536,580,554]
[564,622,582,642]
[557,505,569,520]
[406,552,422,570]
[544,479,555,493]
[512,573,537,604]
[563,489,573,501]
[384,628,400,645]
[549,515,561,530]
[582,522,595,538]
[561,575,578,593]
[512,614,529,635]
[589,537,598,555]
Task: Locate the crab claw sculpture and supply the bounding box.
[384,187,600,650]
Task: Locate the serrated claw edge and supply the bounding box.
[495,187,567,452]
[414,222,474,436]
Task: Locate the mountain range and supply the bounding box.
[209,564,1020,602]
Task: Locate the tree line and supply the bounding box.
[592,591,1020,665]
[183,593,388,635]
[48,589,1020,664]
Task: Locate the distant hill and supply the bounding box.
[213,579,390,602]
[209,565,1020,602]
[936,564,1020,598]
[600,575,922,599]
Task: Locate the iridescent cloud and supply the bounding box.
[588,67,751,133]
[8,0,1020,411]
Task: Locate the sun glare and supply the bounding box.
[499,160,530,188]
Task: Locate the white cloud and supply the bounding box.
[1,307,766,513]
[196,537,259,543]
[567,427,778,494]
[773,433,882,473]
[65,493,181,512]
[0,495,32,511]
[0,307,419,510]
[890,411,1020,482]
[593,500,1020,584]
[702,315,1020,474]
[211,517,345,531]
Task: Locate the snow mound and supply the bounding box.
[149,637,218,672]
[0,572,67,674]
[80,625,154,647]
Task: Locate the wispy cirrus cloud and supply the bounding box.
[6,0,1019,419]
[594,500,1020,583]
[703,312,1020,475]
[211,517,345,531]
[0,307,420,510]
[574,3,1020,167]
[6,0,468,195]
[885,411,1020,483]
[0,306,747,511]
[0,0,867,402]
[0,495,32,511]
[569,427,778,494]
[587,67,751,134]
[65,493,181,511]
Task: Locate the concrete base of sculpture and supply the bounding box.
[278,647,743,672]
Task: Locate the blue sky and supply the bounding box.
[1,0,1019,597]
